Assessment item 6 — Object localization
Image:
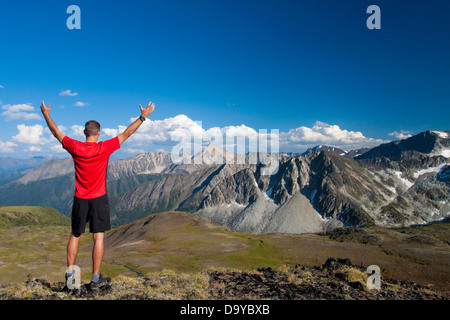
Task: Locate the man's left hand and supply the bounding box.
[139,101,155,119]
[41,101,51,116]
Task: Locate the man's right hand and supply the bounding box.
[140,101,155,119]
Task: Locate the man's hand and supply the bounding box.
[118,101,156,145]
[140,101,155,119]
[41,101,51,116]
[40,100,65,143]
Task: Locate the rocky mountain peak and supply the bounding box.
[303,145,348,157]
[1,130,448,235]
[356,130,450,161]
[193,143,235,165]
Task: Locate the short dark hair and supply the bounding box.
[84,120,101,137]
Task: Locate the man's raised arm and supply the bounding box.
[41,101,66,144]
[118,101,155,145]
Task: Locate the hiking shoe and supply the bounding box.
[89,274,111,290]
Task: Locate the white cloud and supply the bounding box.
[109,114,202,145]
[280,121,386,151]
[58,125,68,133]
[13,115,385,157]
[2,103,35,112]
[74,101,88,107]
[123,148,146,154]
[50,144,66,153]
[59,89,78,96]
[70,125,85,136]
[0,140,17,153]
[12,124,50,145]
[26,146,41,152]
[44,125,67,136]
[1,103,42,121]
[389,130,413,140]
[102,128,119,138]
[98,116,385,154]
[102,114,278,154]
[204,124,271,153]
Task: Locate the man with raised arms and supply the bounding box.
[40,100,155,289]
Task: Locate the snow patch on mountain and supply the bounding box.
[440,149,450,158]
[394,171,414,189]
[431,131,449,139]
[413,163,447,179]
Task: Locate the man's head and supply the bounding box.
[84,120,101,139]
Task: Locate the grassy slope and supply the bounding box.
[0,206,70,228]
[0,208,448,294]
[0,206,72,283]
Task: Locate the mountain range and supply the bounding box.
[0,130,448,234]
[0,156,50,182]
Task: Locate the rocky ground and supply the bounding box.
[0,257,447,300]
[209,258,446,300]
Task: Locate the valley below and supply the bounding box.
[0,208,449,299]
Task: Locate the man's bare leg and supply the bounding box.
[67,231,81,269]
[92,232,104,276]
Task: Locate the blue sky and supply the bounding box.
[0,0,449,158]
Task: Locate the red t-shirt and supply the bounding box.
[62,136,120,199]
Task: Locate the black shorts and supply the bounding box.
[71,194,111,234]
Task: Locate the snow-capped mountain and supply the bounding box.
[0,131,448,234]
